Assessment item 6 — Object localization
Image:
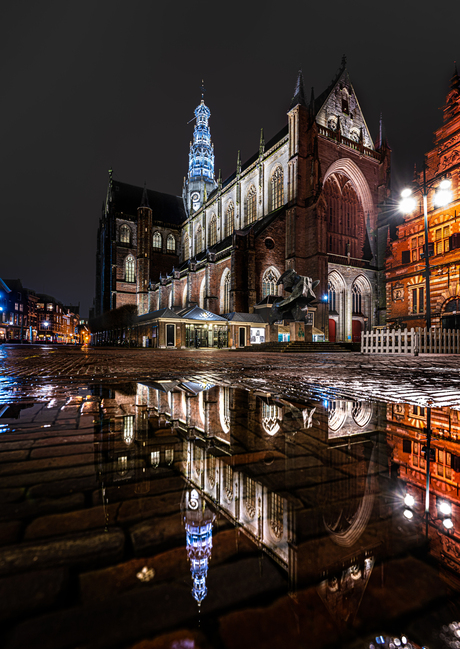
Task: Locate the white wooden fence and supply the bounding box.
[361,328,460,354]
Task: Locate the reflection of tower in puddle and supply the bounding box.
[183,488,216,607]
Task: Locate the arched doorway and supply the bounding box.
[442,298,460,330]
[329,319,336,342]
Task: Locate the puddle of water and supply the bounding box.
[1,379,460,648]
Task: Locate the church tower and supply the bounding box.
[183,84,217,216]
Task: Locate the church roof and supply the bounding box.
[137,307,183,322]
[110,179,186,225]
[225,312,265,323]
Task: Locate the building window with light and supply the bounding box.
[183,234,190,260]
[225,203,234,238]
[352,284,362,314]
[120,224,131,244]
[208,214,217,246]
[435,226,450,255]
[243,476,256,519]
[262,268,279,298]
[245,186,257,226]
[328,281,336,312]
[411,235,424,261]
[152,232,162,250]
[270,166,284,211]
[125,256,135,283]
[195,226,203,255]
[222,270,231,313]
[411,286,424,314]
[166,234,175,252]
[269,492,284,539]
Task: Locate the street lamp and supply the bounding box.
[399,168,453,330]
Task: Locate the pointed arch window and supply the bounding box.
[222,270,231,313]
[120,224,131,244]
[243,476,256,519]
[225,203,234,238]
[125,256,135,283]
[270,167,284,211]
[245,186,257,226]
[262,268,280,299]
[152,232,162,250]
[183,233,190,260]
[166,234,175,252]
[327,280,336,312]
[199,277,206,309]
[269,492,284,539]
[195,226,203,255]
[352,283,362,314]
[208,214,217,247]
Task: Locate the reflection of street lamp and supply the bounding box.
[399,169,453,330]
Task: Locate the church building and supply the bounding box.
[94,59,391,347]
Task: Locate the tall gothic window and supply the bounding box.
[323,174,363,257]
[262,401,281,436]
[243,476,256,519]
[224,464,233,503]
[225,203,234,238]
[207,454,216,489]
[328,281,336,312]
[222,270,231,313]
[195,226,203,254]
[199,277,206,309]
[125,256,135,283]
[269,492,284,539]
[262,268,279,298]
[245,186,257,226]
[270,167,284,211]
[166,234,175,252]
[120,224,131,244]
[352,283,362,314]
[152,231,162,250]
[208,214,217,246]
[183,233,190,260]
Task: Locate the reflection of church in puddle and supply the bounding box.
[94,380,389,616]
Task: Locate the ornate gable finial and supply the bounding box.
[237,150,241,175]
[259,128,265,156]
[290,69,307,109]
[140,182,150,208]
[201,79,205,101]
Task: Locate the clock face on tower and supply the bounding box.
[191,192,200,210]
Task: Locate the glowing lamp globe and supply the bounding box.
[400,189,416,213]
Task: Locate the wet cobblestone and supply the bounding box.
[1,344,460,406]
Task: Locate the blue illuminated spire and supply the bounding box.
[183,82,217,216]
[188,82,215,183]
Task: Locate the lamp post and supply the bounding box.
[399,167,452,330]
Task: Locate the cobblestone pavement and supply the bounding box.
[1,344,460,407]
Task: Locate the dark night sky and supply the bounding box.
[1,1,458,317]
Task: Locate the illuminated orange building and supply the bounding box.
[386,68,460,330]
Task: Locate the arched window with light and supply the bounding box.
[352,283,362,314]
[328,281,336,312]
[195,226,203,255]
[221,269,231,313]
[125,256,135,283]
[270,166,284,211]
[166,234,175,252]
[245,186,257,226]
[183,233,190,260]
[152,231,162,250]
[225,202,234,238]
[120,224,131,244]
[262,268,280,298]
[208,214,217,246]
